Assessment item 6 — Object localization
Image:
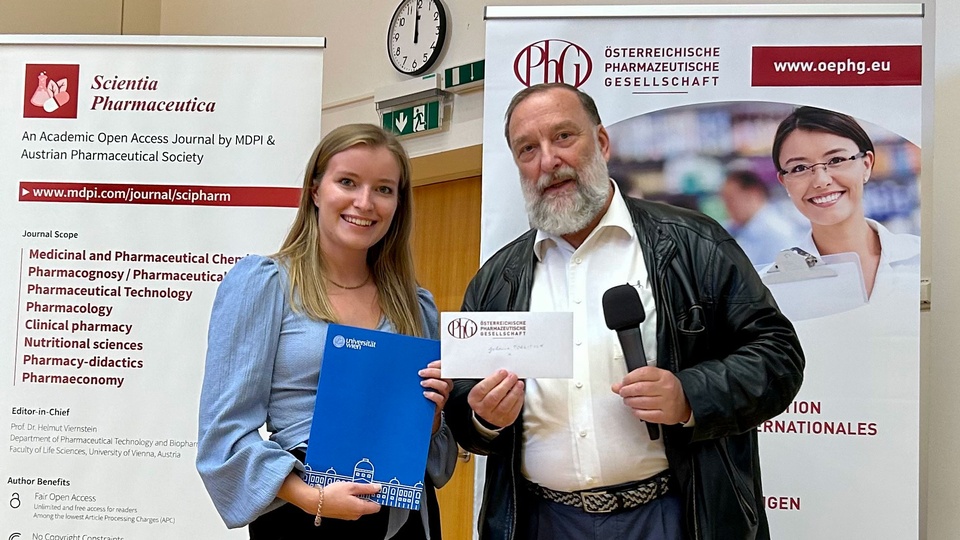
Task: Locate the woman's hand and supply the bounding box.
[419,360,452,433]
[319,481,382,520]
[279,473,381,521]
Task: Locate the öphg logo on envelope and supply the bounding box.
[446,318,478,339]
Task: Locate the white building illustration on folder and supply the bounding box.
[301,457,424,510]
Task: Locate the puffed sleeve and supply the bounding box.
[196,255,300,528]
[417,287,457,488]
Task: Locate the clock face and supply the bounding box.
[387,0,447,75]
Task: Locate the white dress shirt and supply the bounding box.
[521,181,669,492]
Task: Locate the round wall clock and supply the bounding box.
[387,0,448,76]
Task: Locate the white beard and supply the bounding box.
[520,144,610,236]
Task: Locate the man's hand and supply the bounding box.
[612,366,691,425]
[468,369,525,429]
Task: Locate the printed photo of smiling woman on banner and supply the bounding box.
[481,5,924,538]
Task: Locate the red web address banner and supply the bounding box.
[19,181,300,207]
[752,45,921,86]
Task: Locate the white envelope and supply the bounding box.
[439,311,573,379]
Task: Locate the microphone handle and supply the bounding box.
[617,327,661,441]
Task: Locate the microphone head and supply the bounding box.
[602,284,645,330]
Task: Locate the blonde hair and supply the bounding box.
[274,124,425,337]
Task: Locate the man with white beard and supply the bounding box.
[446,83,804,540]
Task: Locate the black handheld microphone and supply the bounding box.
[602,284,660,441]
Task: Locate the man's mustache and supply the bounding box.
[537,167,579,191]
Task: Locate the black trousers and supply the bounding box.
[248,449,441,540]
[248,499,427,540]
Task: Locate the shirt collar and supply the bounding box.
[870,218,919,266]
[533,180,635,261]
[797,218,917,266]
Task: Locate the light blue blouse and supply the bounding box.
[196,255,455,535]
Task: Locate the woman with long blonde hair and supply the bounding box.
[197,124,456,539]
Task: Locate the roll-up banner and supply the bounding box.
[0,35,325,538]
[483,5,922,538]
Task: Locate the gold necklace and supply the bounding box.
[327,273,371,290]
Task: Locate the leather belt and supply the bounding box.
[528,471,671,514]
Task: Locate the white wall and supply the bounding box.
[925,1,960,538]
[0,0,123,34]
[159,0,685,157]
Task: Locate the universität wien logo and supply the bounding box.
[23,64,80,119]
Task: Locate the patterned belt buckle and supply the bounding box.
[580,491,616,513]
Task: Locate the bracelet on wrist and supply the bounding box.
[313,485,324,527]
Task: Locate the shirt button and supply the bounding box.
[574,257,582,264]
[575,381,583,389]
[575,341,582,346]
[574,298,582,304]
[579,430,587,438]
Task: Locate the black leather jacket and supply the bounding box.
[446,195,804,540]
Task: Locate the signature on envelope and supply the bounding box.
[488,344,545,355]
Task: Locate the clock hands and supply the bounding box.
[413,1,421,44]
[389,0,445,75]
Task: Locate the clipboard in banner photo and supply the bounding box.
[759,248,866,321]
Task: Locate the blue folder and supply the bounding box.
[302,324,439,510]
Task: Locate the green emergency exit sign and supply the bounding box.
[381,100,441,137]
[444,60,485,90]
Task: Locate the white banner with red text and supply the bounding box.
[0,35,324,539]
[482,5,922,538]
